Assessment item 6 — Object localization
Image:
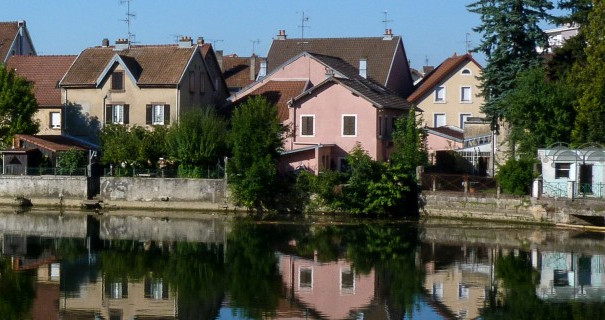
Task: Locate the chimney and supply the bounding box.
[179,36,193,48]
[114,38,129,51]
[258,59,267,79]
[102,38,110,47]
[216,50,224,71]
[383,28,393,40]
[197,37,205,45]
[249,55,257,81]
[17,20,25,28]
[277,29,287,40]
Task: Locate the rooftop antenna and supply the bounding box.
[207,39,224,49]
[251,39,260,55]
[170,34,184,43]
[382,10,393,30]
[425,55,429,66]
[120,0,137,44]
[298,11,310,41]
[465,33,472,52]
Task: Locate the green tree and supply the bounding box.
[496,158,536,195]
[572,1,605,143]
[228,96,285,210]
[504,67,576,155]
[391,108,428,175]
[0,65,39,147]
[57,148,87,174]
[166,108,228,168]
[468,0,553,130]
[99,124,139,166]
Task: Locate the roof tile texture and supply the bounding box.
[7,55,76,106]
[233,80,307,121]
[0,22,18,61]
[222,55,261,90]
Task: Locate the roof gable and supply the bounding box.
[408,53,482,103]
[0,21,36,63]
[95,54,140,88]
[60,45,197,87]
[266,36,401,86]
[232,80,308,121]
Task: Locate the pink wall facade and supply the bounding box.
[279,255,375,319]
[426,132,462,163]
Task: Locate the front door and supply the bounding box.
[579,164,593,195]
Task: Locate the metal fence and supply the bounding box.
[103,165,225,179]
[0,166,88,176]
[421,173,497,194]
[542,181,567,198]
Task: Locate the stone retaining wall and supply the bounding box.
[0,175,88,199]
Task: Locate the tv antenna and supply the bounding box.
[207,39,224,49]
[382,10,393,30]
[120,0,136,44]
[251,39,260,54]
[298,11,310,40]
[465,33,472,52]
[425,55,429,66]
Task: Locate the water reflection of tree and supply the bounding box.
[0,258,35,320]
[482,253,605,320]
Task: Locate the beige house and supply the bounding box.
[59,37,228,143]
[408,53,484,130]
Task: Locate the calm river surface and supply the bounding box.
[1,211,605,319]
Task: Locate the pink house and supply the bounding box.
[425,126,464,163]
[230,31,414,174]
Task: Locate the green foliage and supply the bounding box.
[0,258,35,319]
[0,65,39,147]
[556,0,592,25]
[504,68,576,156]
[391,108,428,175]
[100,124,141,166]
[166,108,228,167]
[228,96,285,210]
[572,1,605,144]
[57,148,87,174]
[365,162,413,215]
[496,158,536,195]
[468,0,553,130]
[343,144,383,214]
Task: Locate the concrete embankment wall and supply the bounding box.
[422,192,554,224]
[0,175,88,199]
[100,177,227,209]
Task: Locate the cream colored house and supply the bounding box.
[408,53,484,130]
[59,37,228,143]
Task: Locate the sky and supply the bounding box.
[2,0,561,70]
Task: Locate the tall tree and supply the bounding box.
[572,0,605,143]
[228,96,285,210]
[468,0,553,130]
[0,65,39,147]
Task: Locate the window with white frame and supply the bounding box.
[342,115,357,136]
[435,86,445,102]
[434,113,446,128]
[50,112,61,129]
[299,267,313,289]
[341,268,355,293]
[300,115,315,136]
[555,163,571,179]
[460,113,471,129]
[433,283,444,300]
[461,86,472,102]
[113,104,124,124]
[153,104,165,125]
[458,284,470,299]
[359,59,367,78]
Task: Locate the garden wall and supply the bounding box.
[0,175,88,199]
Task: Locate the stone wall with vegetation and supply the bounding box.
[0,175,88,199]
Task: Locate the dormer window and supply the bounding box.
[111,71,124,90]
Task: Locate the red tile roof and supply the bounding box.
[60,45,198,87]
[14,134,90,152]
[0,22,19,62]
[232,80,307,121]
[7,55,76,107]
[267,37,401,86]
[408,53,482,103]
[222,55,262,90]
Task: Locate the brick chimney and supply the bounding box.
[102,38,110,47]
[277,29,287,40]
[216,50,224,71]
[114,38,129,51]
[197,37,205,45]
[249,55,257,81]
[383,28,393,40]
[179,36,193,48]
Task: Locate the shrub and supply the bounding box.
[496,158,536,195]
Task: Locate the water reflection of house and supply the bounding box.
[278,254,375,319]
[422,245,493,320]
[32,263,61,320]
[60,274,176,319]
[536,251,605,301]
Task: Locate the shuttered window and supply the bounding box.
[111,71,124,90]
[342,115,356,136]
[146,104,171,126]
[106,104,129,125]
[301,115,314,136]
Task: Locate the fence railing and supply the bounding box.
[421,173,497,194]
[542,181,567,198]
[0,166,88,176]
[103,165,225,179]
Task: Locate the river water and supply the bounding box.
[1,212,605,319]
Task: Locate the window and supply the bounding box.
[458,284,469,299]
[50,112,61,129]
[435,86,445,102]
[461,86,472,102]
[106,281,128,299]
[359,59,367,78]
[189,71,195,93]
[461,68,472,75]
[113,104,124,124]
[299,267,313,289]
[146,104,170,125]
[432,283,444,300]
[434,113,446,128]
[144,277,168,300]
[460,113,471,129]
[342,115,357,136]
[106,104,129,125]
[555,163,571,179]
[111,71,124,90]
[341,269,355,293]
[300,115,315,136]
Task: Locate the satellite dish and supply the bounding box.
[542,157,550,163]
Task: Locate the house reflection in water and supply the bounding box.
[278,253,375,319]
